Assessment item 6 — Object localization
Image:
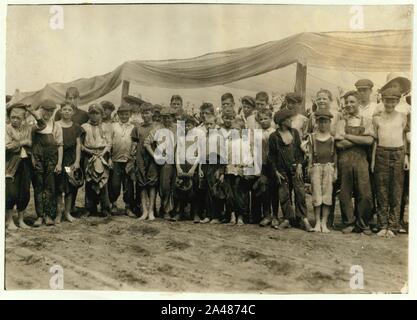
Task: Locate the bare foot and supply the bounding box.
[138,213,148,221]
[6,219,18,231]
[237,217,245,226]
[312,224,321,232]
[55,214,62,224]
[148,212,155,221]
[377,229,387,237]
[321,224,331,234]
[386,230,396,238]
[64,213,76,223]
[18,219,30,229]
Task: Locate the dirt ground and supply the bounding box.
[5,189,408,294]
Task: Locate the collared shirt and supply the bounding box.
[111,121,135,162]
[359,101,378,120]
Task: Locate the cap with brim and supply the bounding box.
[39,99,57,110]
[381,88,402,99]
[88,103,104,114]
[123,95,146,106]
[380,73,411,94]
[273,109,295,124]
[285,92,303,103]
[6,102,28,116]
[355,79,374,89]
[117,103,132,113]
[242,96,255,107]
[160,107,176,116]
[67,167,84,188]
[175,176,193,192]
[314,109,333,119]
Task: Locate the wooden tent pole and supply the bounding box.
[121,80,130,103]
[294,62,307,113]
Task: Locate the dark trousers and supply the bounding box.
[159,164,176,215]
[278,171,307,221]
[338,149,372,231]
[85,182,111,215]
[33,156,57,218]
[251,178,272,222]
[201,163,224,220]
[400,169,409,223]
[109,161,134,209]
[225,175,250,221]
[375,147,405,231]
[6,158,32,211]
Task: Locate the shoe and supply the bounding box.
[259,217,272,227]
[362,229,373,236]
[278,220,290,230]
[271,218,279,228]
[200,217,210,224]
[398,228,408,234]
[33,217,43,227]
[45,216,55,226]
[342,225,355,234]
[210,218,220,224]
[193,215,200,223]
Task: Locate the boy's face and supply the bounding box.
[281,118,292,129]
[118,111,131,123]
[161,114,172,127]
[357,87,372,103]
[171,99,182,109]
[258,114,272,129]
[66,92,79,108]
[61,105,74,120]
[222,115,235,128]
[222,98,234,109]
[344,95,359,116]
[382,98,399,113]
[317,117,330,133]
[200,109,213,122]
[10,109,25,128]
[89,111,102,123]
[185,121,195,132]
[242,102,254,117]
[204,119,216,131]
[103,108,113,120]
[142,110,153,123]
[153,113,161,122]
[256,99,268,110]
[316,93,331,109]
[41,108,54,121]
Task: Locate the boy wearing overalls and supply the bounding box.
[32,100,64,227]
[335,91,374,235]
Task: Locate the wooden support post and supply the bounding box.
[121,80,130,103]
[294,62,307,113]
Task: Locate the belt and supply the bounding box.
[377,146,404,151]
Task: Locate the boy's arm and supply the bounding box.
[144,130,156,158]
[55,145,63,174]
[344,134,374,146]
[74,137,81,169]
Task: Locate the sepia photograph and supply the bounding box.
[3,2,413,295]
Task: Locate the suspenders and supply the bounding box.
[309,133,334,163]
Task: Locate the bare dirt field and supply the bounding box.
[5,191,408,294]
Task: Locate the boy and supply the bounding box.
[109,103,136,217]
[254,108,276,227]
[55,87,89,125]
[131,103,160,220]
[335,91,374,235]
[284,92,308,139]
[174,114,200,221]
[355,79,378,120]
[307,109,337,233]
[255,91,269,111]
[170,94,184,120]
[81,104,112,217]
[372,88,409,238]
[55,101,82,224]
[124,95,145,126]
[101,101,116,129]
[32,99,64,227]
[269,109,312,231]
[5,103,36,229]
[144,107,177,220]
[221,93,235,110]
[240,96,259,130]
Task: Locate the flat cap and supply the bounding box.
[314,108,333,119]
[88,103,104,114]
[117,103,132,113]
[381,88,402,99]
[39,99,57,110]
[6,102,28,116]
[241,96,256,107]
[273,109,295,124]
[285,92,303,103]
[355,79,374,89]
